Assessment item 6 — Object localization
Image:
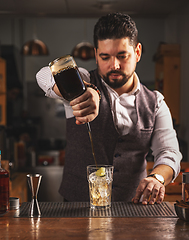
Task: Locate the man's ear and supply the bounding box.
[135,43,142,62]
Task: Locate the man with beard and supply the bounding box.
[36,12,182,204]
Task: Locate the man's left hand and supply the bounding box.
[132,177,165,205]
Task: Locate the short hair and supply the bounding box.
[93,12,138,49]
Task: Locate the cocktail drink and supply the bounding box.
[87,165,114,209]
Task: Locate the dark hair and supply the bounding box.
[93,12,138,49]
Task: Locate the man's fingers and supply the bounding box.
[133,178,166,205]
[156,186,165,204]
[141,182,154,205]
[148,184,160,204]
[70,88,99,124]
[132,183,146,203]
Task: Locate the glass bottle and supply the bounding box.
[49,55,86,101]
[0,150,9,216]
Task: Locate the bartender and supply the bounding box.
[36,12,182,204]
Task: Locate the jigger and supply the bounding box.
[27,174,42,217]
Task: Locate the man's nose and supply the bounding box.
[110,57,120,70]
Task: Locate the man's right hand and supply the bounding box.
[70,87,100,125]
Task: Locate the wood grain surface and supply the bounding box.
[1,206,189,240]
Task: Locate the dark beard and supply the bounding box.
[102,70,133,89]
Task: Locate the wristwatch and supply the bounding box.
[147,173,165,185]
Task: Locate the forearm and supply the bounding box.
[36,66,90,98]
[53,84,62,97]
[36,66,100,124]
[151,91,182,181]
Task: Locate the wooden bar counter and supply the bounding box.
[1,203,189,240]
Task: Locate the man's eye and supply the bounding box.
[118,55,127,59]
[101,57,110,61]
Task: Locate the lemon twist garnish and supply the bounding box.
[96,167,106,177]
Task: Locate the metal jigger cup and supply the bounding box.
[27,174,42,217]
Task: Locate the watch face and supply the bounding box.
[155,174,164,183]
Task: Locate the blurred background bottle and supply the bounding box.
[0,150,9,216]
[182,172,189,202]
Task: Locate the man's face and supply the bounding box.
[95,38,142,92]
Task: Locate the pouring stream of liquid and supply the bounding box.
[86,122,98,167]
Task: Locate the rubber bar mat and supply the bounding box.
[14,202,177,218]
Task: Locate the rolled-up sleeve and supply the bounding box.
[36,66,91,119]
[36,66,63,100]
[151,91,182,181]
[36,66,90,98]
[36,66,74,118]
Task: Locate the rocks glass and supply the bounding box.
[87,165,114,209]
